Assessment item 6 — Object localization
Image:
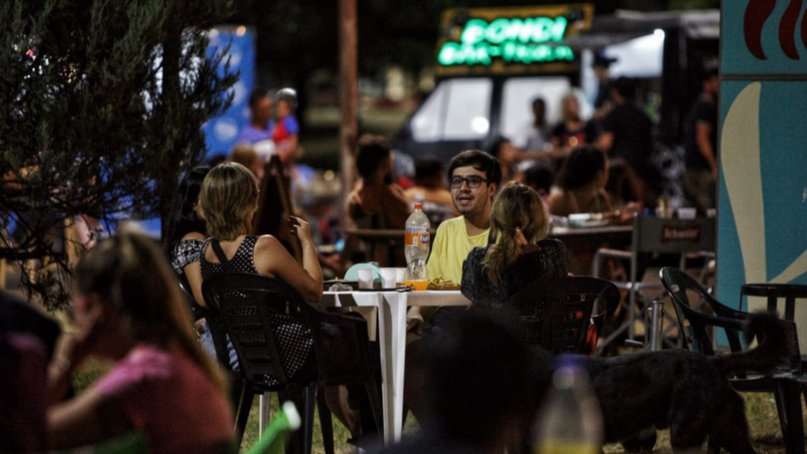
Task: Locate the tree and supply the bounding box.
[0,0,237,309]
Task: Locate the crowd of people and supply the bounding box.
[0,62,723,452]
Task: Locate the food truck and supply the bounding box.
[391,5,719,161]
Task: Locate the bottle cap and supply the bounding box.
[414,202,423,210]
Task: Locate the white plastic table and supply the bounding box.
[320,290,470,443]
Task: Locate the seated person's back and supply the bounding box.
[462,182,568,309]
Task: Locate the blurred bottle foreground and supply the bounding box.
[533,358,603,454]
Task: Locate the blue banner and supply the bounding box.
[202,26,255,158]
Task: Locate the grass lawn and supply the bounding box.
[73,354,797,453]
[237,392,795,454]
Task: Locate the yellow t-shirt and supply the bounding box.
[427,216,490,285]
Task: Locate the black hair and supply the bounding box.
[521,162,555,195]
[356,134,391,179]
[557,146,606,190]
[487,136,511,159]
[164,165,210,251]
[414,156,444,182]
[447,149,502,189]
[531,97,546,108]
[422,310,536,445]
[248,88,269,109]
[612,76,637,100]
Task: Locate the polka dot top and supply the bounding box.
[198,235,314,384]
[200,236,259,278]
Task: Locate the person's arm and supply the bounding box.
[383,184,413,228]
[598,189,613,213]
[48,388,131,449]
[255,218,323,302]
[277,134,299,163]
[277,116,301,163]
[596,114,614,153]
[548,191,569,216]
[47,305,132,448]
[185,261,205,308]
[695,121,718,177]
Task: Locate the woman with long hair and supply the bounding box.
[187,162,364,437]
[165,165,210,284]
[461,182,567,308]
[47,232,232,451]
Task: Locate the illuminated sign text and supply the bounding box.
[438,16,575,67]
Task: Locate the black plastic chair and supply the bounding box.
[740,283,807,332]
[506,276,620,354]
[592,216,716,340]
[202,272,382,454]
[660,267,806,454]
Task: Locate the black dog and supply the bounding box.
[532,312,787,453]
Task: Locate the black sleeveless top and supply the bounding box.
[200,235,313,383]
[200,236,259,278]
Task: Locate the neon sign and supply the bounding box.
[438,16,575,67]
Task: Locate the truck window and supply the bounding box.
[500,77,571,142]
[411,78,492,142]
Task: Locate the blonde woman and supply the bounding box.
[186,162,322,303]
[549,92,601,157]
[461,182,567,308]
[186,162,363,436]
[47,232,232,451]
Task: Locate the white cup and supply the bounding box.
[380,268,397,289]
[357,268,375,289]
[394,267,406,285]
[677,207,697,220]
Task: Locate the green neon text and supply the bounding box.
[438,15,574,67]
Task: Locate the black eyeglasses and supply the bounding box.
[450,175,487,189]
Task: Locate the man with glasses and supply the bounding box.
[404,150,502,420]
[426,150,502,285]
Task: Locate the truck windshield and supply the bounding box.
[411,78,492,142]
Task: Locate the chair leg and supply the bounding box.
[316,388,335,454]
[232,380,255,448]
[281,384,315,454]
[303,385,317,454]
[259,391,272,437]
[773,379,805,454]
[364,378,384,438]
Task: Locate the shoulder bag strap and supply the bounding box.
[209,239,236,273]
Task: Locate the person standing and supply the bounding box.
[597,77,655,206]
[236,88,275,161]
[549,93,601,160]
[513,97,551,155]
[592,51,618,120]
[684,68,719,213]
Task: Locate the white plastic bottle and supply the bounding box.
[404,202,430,290]
[533,359,603,454]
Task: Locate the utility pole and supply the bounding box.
[339,0,357,228]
